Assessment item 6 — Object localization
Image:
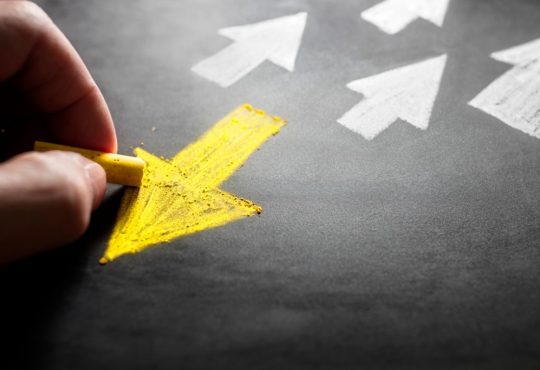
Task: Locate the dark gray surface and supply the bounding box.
[2,0,540,369]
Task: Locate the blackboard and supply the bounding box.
[2,0,540,369]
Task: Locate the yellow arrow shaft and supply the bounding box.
[172,104,285,188]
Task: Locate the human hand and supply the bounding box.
[0,1,117,265]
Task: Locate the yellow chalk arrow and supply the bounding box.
[100,104,286,264]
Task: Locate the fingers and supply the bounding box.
[0,1,117,152]
[0,150,106,265]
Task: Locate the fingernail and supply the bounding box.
[84,162,106,209]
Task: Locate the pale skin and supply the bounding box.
[0,1,117,265]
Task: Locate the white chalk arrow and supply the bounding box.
[361,0,450,35]
[191,12,307,87]
[337,54,447,140]
[469,38,540,139]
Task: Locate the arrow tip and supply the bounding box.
[217,12,308,72]
[339,54,447,139]
[490,37,540,65]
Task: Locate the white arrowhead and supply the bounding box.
[337,54,447,140]
[192,12,307,87]
[361,0,450,35]
[469,38,540,139]
[490,38,540,65]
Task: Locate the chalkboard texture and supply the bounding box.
[2,0,540,369]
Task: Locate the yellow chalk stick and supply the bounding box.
[34,141,145,187]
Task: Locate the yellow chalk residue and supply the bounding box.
[100,104,286,264]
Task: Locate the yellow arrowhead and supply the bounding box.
[100,104,286,264]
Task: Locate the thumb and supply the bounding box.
[0,150,106,265]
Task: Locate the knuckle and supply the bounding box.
[9,1,52,34]
[56,176,90,239]
[18,151,55,171]
[14,1,47,19]
[20,152,91,239]
[54,176,91,240]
